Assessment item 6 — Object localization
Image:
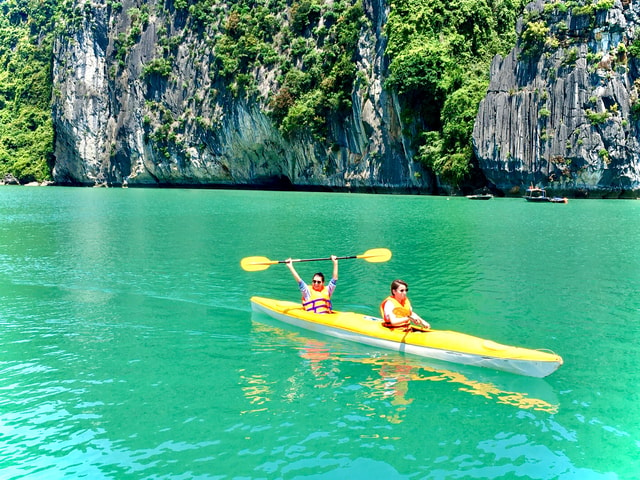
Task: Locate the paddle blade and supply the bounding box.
[358,248,392,263]
[241,256,277,271]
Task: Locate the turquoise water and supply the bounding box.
[0,186,638,479]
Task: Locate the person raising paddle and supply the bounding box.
[286,255,338,314]
[381,279,430,330]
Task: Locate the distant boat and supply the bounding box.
[524,187,568,203]
[466,193,493,200]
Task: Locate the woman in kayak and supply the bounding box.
[381,279,430,330]
[285,255,338,314]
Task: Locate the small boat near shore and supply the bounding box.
[466,193,493,200]
[250,296,563,377]
[524,187,568,203]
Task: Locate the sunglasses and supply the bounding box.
[312,280,323,284]
[397,288,408,292]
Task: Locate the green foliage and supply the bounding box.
[572,3,594,16]
[521,20,549,56]
[114,5,151,68]
[628,36,640,58]
[188,0,219,25]
[586,109,609,125]
[174,0,188,10]
[290,0,322,35]
[440,75,487,153]
[385,0,525,186]
[0,0,61,182]
[281,90,324,137]
[266,0,365,139]
[142,58,173,78]
[269,87,296,123]
[564,47,578,65]
[386,39,451,101]
[415,131,470,185]
[415,131,444,172]
[595,0,615,10]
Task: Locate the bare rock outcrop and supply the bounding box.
[473,0,640,197]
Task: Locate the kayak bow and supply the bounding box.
[250,297,563,378]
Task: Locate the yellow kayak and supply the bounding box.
[250,296,563,378]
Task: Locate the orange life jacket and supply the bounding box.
[303,286,332,314]
[380,296,412,327]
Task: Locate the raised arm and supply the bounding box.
[331,255,338,281]
[285,258,302,283]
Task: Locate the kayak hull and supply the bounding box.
[250,297,563,378]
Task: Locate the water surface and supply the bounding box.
[0,187,638,479]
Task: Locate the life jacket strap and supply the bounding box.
[302,297,332,313]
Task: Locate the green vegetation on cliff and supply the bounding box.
[170,0,526,186]
[385,0,525,185]
[179,0,365,142]
[0,0,59,182]
[141,0,526,186]
[0,0,528,186]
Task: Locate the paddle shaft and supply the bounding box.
[280,255,358,264]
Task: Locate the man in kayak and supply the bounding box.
[285,255,338,313]
[380,279,431,330]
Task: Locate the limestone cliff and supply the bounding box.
[473,0,640,197]
[51,0,427,192]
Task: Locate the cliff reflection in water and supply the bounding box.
[247,320,559,422]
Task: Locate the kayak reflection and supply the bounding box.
[250,318,559,420]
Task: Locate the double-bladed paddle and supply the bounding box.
[240,248,392,272]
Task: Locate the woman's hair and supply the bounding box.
[390,279,407,293]
[313,272,325,282]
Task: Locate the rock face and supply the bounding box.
[51,0,428,192]
[53,0,640,196]
[473,0,640,197]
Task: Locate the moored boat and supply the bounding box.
[250,296,563,377]
[466,193,493,200]
[524,187,549,202]
[524,187,568,203]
